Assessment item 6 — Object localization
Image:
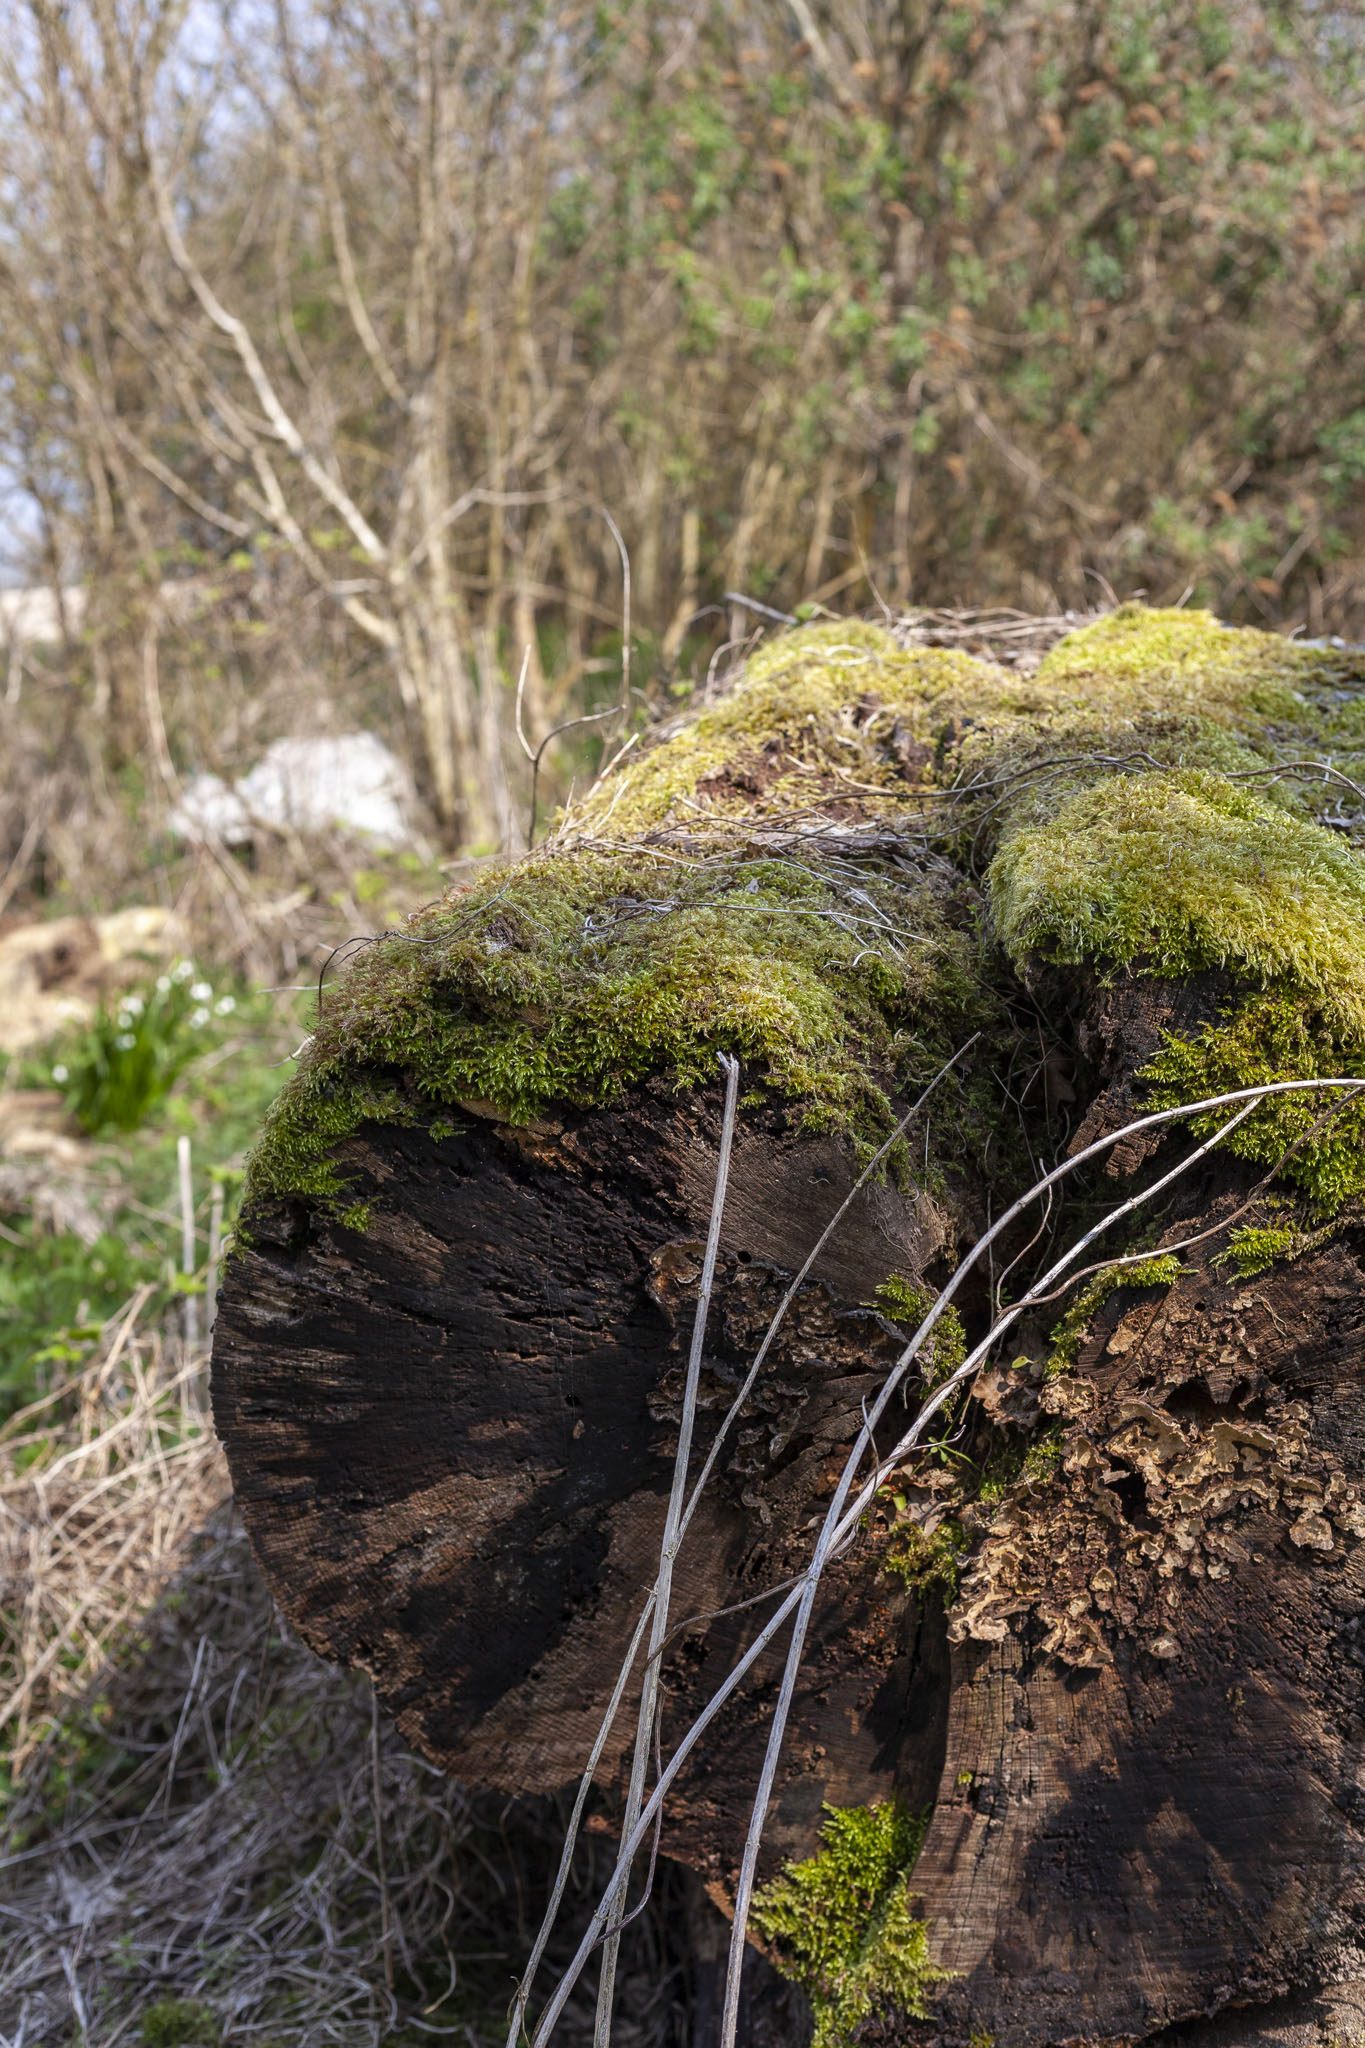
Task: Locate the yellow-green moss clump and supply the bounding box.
[1033,603,1365,724]
[1212,1223,1300,1279]
[868,1275,966,1386]
[991,769,1365,1027]
[880,1518,969,1601]
[1140,992,1365,1212]
[245,603,1365,1219]
[576,619,1032,835]
[246,844,989,1209]
[752,1800,950,2048]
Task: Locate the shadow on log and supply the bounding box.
[214,608,1365,2046]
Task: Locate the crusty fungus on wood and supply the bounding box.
[214,606,1365,2048]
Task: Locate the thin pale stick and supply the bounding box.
[593,1054,740,2046]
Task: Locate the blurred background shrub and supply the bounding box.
[0,0,1361,898]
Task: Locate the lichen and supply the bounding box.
[245,844,989,1210]
[751,1800,950,2048]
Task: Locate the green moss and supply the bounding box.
[1117,1253,1184,1289]
[1140,990,1365,1212]
[881,1517,968,1600]
[869,1276,967,1386]
[140,2000,219,2048]
[578,620,1015,834]
[244,606,1365,1224]
[1018,1428,1065,1486]
[991,770,1365,1028]
[1212,1224,1298,1278]
[246,845,990,1211]
[1044,1256,1180,1377]
[1035,603,1364,724]
[752,1800,951,2048]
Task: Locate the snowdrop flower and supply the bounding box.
[189,1007,211,1029]
[115,1031,137,1051]
[156,975,172,994]
[172,961,195,984]
[52,1064,68,1083]
[122,995,145,1017]
[191,981,212,1002]
[215,995,236,1016]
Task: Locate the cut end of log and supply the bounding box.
[214,605,1365,2046]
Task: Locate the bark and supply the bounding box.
[212,612,1365,2044]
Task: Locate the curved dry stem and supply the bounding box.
[593,1054,740,2047]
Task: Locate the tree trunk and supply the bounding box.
[213,608,1365,2045]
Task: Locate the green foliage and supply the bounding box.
[139,1998,219,2046]
[869,1276,966,1388]
[752,1801,950,2048]
[881,1519,968,1602]
[47,965,235,1136]
[1213,1224,1298,1278]
[0,1227,148,1415]
[1320,410,1365,504]
[0,981,296,1416]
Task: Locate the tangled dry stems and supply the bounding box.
[0,1304,688,2048]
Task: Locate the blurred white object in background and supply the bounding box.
[170,733,412,847]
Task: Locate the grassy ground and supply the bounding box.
[0,978,297,1419]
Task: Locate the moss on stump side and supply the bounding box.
[752,1799,950,2048]
[991,768,1365,1019]
[247,844,992,1210]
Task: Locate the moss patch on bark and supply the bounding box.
[751,1799,949,2048]
[246,843,990,1209]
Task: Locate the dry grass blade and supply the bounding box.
[0,1307,226,1772]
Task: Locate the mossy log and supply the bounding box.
[213,609,1365,2048]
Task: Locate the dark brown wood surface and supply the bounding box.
[213,984,1365,2044]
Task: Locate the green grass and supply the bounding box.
[0,978,304,1417]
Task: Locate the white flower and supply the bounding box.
[172,961,195,984]
[189,1007,211,1029]
[52,1064,68,1083]
[122,994,144,1017]
[156,975,171,994]
[214,995,236,1015]
[191,981,212,1002]
[114,1032,137,1051]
